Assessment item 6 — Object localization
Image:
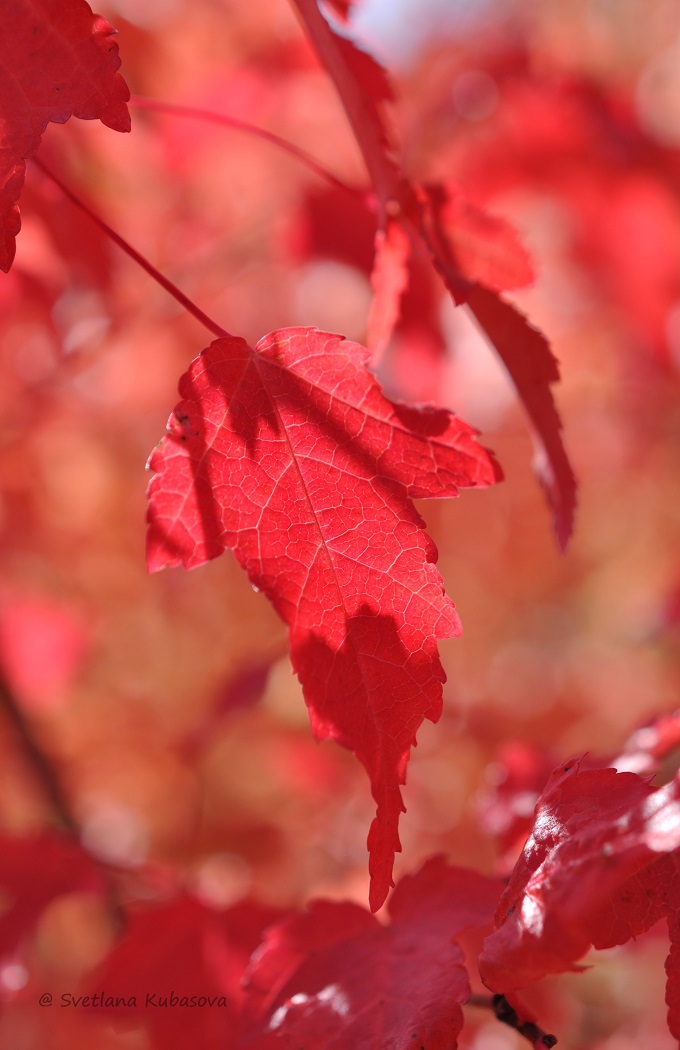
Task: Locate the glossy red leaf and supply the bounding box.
[241,858,502,1048]
[0,0,130,271]
[479,758,680,1040]
[146,327,499,910]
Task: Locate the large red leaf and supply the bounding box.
[0,0,130,271]
[479,759,680,1040]
[240,858,502,1048]
[146,327,498,910]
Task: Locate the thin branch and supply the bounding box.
[466,993,495,1009]
[492,994,558,1049]
[129,95,359,197]
[32,157,231,340]
[466,993,558,1048]
[0,675,77,833]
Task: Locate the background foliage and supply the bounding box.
[2,0,680,1045]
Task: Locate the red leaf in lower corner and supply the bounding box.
[240,858,502,1048]
[479,759,680,1041]
[87,896,284,1050]
[146,327,499,910]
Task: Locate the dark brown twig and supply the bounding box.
[0,675,78,833]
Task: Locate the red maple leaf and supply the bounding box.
[146,327,498,910]
[478,758,680,1041]
[240,857,502,1048]
[0,0,130,272]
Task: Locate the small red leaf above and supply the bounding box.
[413,187,576,548]
[293,5,577,548]
[479,758,680,1041]
[367,218,411,360]
[241,858,502,1049]
[146,327,499,910]
[417,182,535,295]
[466,286,576,549]
[0,0,131,271]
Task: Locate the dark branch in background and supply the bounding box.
[493,994,558,1048]
[0,674,129,932]
[467,993,558,1049]
[0,674,77,833]
[129,95,359,196]
[31,157,231,341]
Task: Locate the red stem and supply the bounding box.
[31,157,231,340]
[129,95,359,197]
[289,0,400,222]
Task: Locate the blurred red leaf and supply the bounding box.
[146,327,498,910]
[420,182,535,295]
[454,70,680,363]
[0,596,88,711]
[240,857,502,1048]
[0,0,130,271]
[478,741,559,863]
[88,896,283,1050]
[0,833,105,959]
[615,710,680,776]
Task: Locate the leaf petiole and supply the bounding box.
[31,156,230,340]
[129,95,360,196]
